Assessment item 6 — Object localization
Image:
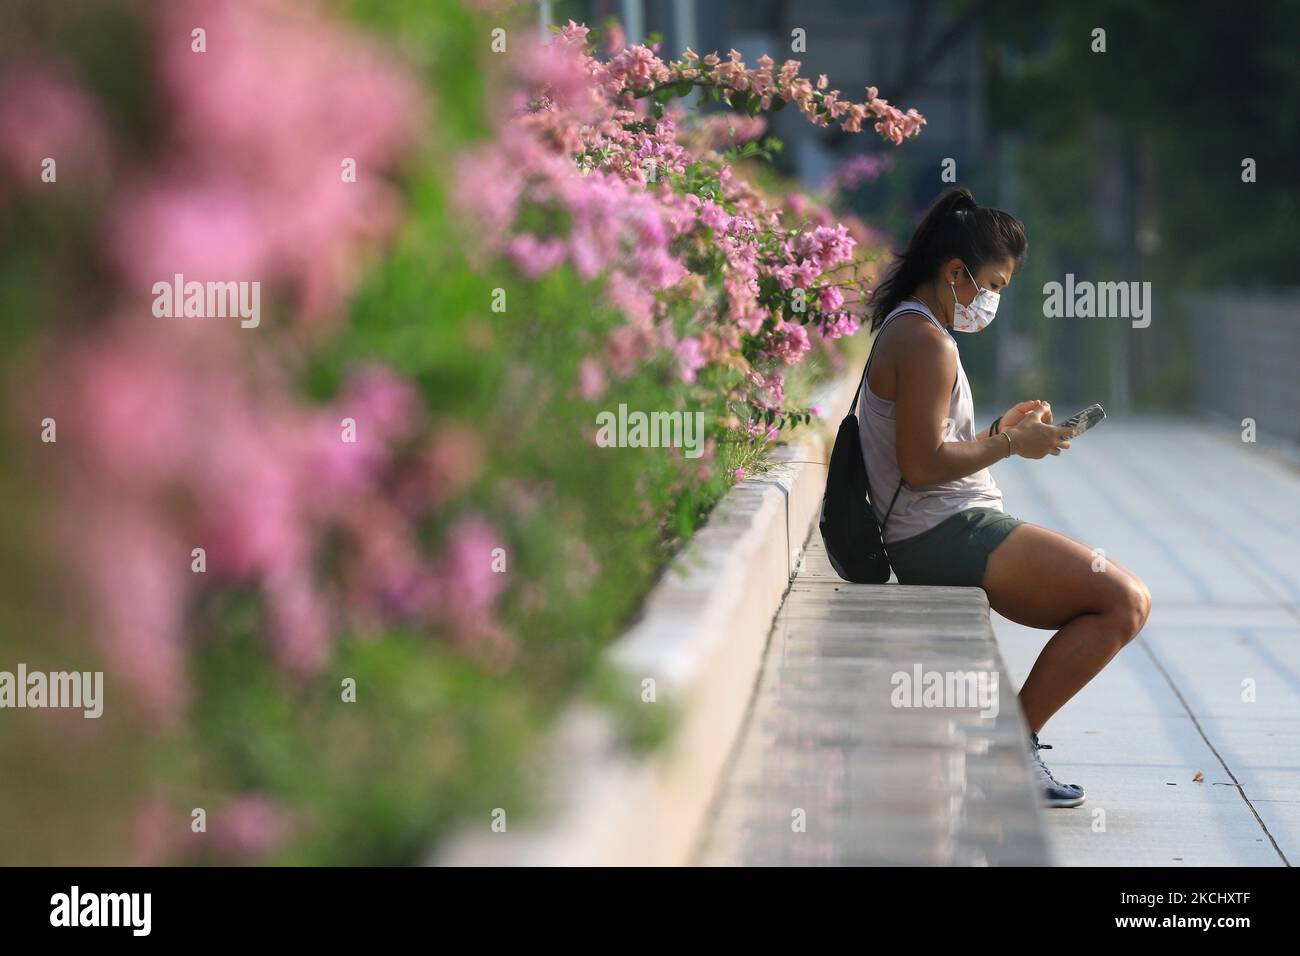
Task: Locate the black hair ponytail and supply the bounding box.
[868,185,1027,330]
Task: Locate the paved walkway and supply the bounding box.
[992,417,1298,865]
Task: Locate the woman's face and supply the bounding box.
[949,256,1016,304]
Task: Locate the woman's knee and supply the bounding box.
[1134,576,1153,630]
[1111,575,1151,643]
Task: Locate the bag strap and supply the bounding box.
[855,309,921,533]
[847,307,928,417]
[880,479,902,531]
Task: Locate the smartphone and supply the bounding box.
[1060,403,1106,434]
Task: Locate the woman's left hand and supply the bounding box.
[1000,399,1051,432]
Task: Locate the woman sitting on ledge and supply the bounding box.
[859,185,1153,808]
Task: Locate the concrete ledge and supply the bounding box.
[697,536,1056,866]
[431,368,858,866]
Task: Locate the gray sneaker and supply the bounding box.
[1029,732,1086,808]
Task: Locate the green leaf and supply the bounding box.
[770,94,786,112]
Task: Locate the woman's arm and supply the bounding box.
[893,322,1072,486]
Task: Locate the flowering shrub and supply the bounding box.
[459,22,922,440]
[0,1,919,863]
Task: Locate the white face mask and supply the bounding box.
[950,264,999,333]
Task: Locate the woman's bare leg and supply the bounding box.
[980,523,1152,735]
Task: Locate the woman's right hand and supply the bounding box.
[1007,407,1076,459]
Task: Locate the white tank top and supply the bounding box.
[857,299,1004,544]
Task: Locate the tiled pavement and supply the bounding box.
[992,419,1297,866]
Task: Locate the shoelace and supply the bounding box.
[1030,736,1070,788]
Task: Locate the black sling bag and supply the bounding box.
[818,324,904,584]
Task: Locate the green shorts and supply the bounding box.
[885,507,1025,588]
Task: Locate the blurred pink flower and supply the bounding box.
[674,336,707,383]
[698,200,729,230]
[265,568,332,678]
[436,515,516,670]
[508,233,569,278]
[577,357,607,400]
[73,509,190,725]
[819,312,860,340]
[211,796,297,860]
[771,320,811,364]
[0,61,111,195]
[130,794,181,866]
[335,364,424,447]
[110,0,423,324]
[827,152,894,192]
[110,180,274,289]
[818,286,845,312]
[438,516,506,626]
[560,21,591,46]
